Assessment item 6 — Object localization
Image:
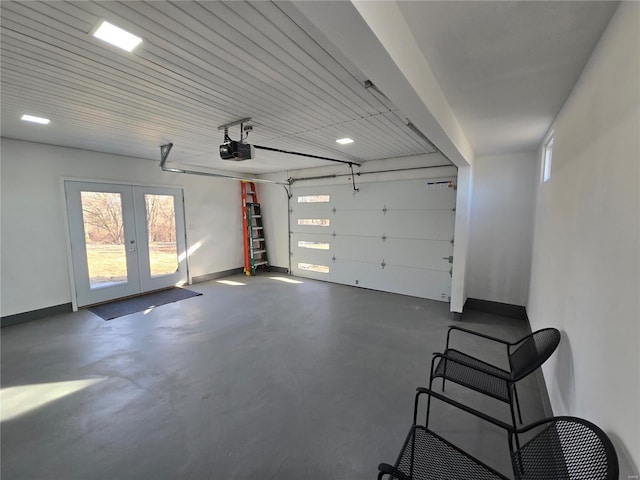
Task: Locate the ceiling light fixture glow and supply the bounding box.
[21,114,50,125]
[336,138,354,144]
[93,21,142,52]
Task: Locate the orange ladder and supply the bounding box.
[241,181,269,275]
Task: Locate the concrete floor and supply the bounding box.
[1,274,547,479]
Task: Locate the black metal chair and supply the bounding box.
[430,326,561,429]
[377,388,619,480]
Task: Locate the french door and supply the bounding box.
[64,181,187,307]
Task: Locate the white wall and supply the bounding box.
[467,152,536,306]
[0,138,244,317]
[528,3,639,475]
[450,165,473,313]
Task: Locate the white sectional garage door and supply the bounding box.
[290,177,456,301]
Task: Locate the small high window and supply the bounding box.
[543,136,553,183]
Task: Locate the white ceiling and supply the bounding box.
[397,1,618,156]
[0,1,438,174]
[0,1,618,173]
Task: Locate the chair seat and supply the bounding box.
[390,426,508,480]
[432,349,511,402]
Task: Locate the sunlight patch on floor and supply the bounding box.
[1,378,106,422]
[216,280,246,286]
[269,277,303,284]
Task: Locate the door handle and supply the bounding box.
[128,247,137,252]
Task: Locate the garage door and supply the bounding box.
[290,177,456,301]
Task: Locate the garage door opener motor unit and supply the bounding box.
[220,140,254,161]
[219,118,255,161]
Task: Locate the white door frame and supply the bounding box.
[61,178,190,310]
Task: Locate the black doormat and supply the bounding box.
[88,288,202,321]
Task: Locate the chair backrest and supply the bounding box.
[511,417,619,480]
[508,328,560,381]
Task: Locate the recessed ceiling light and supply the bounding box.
[93,21,142,52]
[21,114,50,125]
[336,138,354,144]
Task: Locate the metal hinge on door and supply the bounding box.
[443,256,453,264]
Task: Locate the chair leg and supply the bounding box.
[426,356,439,427]
[426,377,435,428]
[513,440,525,478]
[441,358,447,392]
[512,384,523,424]
[507,388,521,452]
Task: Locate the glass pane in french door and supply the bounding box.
[80,191,128,289]
[144,194,178,278]
[134,186,187,292]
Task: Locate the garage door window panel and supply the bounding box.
[297,195,330,203]
[297,262,330,274]
[297,240,330,250]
